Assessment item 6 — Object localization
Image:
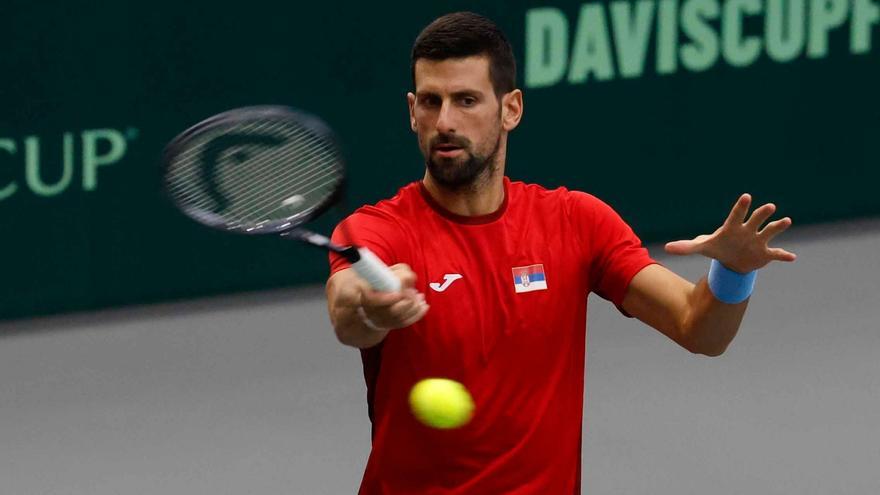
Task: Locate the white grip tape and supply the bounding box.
[352,248,401,292]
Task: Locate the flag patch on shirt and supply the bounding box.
[512,264,547,293]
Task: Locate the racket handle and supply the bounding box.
[353,248,401,292]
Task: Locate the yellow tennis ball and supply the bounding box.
[409,378,475,429]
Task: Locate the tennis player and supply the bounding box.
[326,12,796,494]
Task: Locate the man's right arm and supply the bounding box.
[325,264,428,349]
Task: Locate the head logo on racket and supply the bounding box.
[200,132,287,213]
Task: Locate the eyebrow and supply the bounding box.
[416,89,484,99]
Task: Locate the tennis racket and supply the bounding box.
[162,105,400,292]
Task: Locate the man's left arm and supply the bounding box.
[622,194,796,356]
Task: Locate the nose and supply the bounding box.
[435,99,456,134]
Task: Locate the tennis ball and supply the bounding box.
[409,378,474,429]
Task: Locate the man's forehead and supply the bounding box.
[414,55,493,93]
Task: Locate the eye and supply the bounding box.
[420,95,441,107]
[460,96,477,106]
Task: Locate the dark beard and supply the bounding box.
[426,133,501,191]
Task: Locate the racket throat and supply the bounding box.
[339,246,361,263]
[284,229,361,263]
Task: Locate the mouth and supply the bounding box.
[432,143,464,158]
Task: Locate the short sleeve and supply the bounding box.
[328,206,404,276]
[566,191,657,315]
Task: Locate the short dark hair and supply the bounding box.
[411,12,517,96]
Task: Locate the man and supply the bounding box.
[326,12,796,495]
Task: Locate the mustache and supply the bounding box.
[430,134,471,149]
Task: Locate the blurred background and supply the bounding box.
[1,1,877,493]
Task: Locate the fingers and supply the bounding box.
[399,300,430,327]
[758,217,792,242]
[361,287,408,308]
[767,246,797,262]
[390,263,417,289]
[672,194,795,269]
[664,234,712,256]
[387,289,421,314]
[391,291,429,326]
[359,262,418,311]
[374,263,427,323]
[362,287,429,329]
[664,240,697,256]
[745,203,776,230]
[357,262,431,329]
[724,193,752,226]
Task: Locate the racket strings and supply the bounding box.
[167,117,343,230]
[170,120,335,206]
[216,141,333,221]
[222,129,341,221]
[213,120,333,201]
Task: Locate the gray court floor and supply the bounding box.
[1,219,877,494]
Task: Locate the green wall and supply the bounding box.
[2,0,877,320]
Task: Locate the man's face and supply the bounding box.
[408,56,503,189]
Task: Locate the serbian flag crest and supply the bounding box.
[512,264,547,293]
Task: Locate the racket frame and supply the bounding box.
[161,105,401,289]
[161,105,345,236]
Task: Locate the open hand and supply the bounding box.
[664,194,797,273]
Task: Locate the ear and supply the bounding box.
[407,92,417,132]
[501,89,523,132]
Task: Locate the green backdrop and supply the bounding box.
[1,0,877,320]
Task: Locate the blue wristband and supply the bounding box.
[707,259,757,304]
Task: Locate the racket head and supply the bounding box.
[162,105,346,235]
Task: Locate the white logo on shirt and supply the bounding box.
[429,274,463,292]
